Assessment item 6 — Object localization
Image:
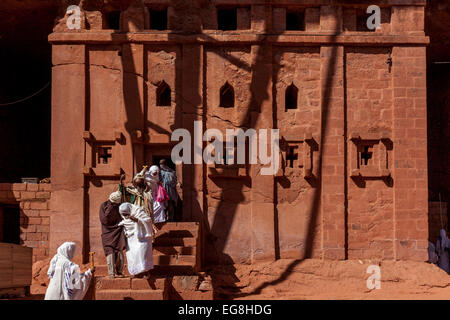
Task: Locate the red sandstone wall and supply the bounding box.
[0,183,51,262]
[48,0,430,265]
[346,47,395,260]
[274,47,322,259]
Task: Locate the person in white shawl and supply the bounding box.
[145,165,169,223]
[118,202,154,278]
[44,242,92,300]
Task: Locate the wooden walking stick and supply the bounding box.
[89,251,95,273]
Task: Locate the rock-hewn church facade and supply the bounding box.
[1,0,434,267]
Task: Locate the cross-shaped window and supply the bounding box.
[98,147,112,164]
[286,146,298,168]
[360,145,373,166]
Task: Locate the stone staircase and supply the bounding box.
[94,277,167,300]
[92,222,208,300]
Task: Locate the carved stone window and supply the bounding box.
[149,8,168,30]
[97,146,112,164]
[285,83,298,110]
[286,146,299,168]
[279,133,316,178]
[217,8,237,31]
[286,9,305,31]
[83,131,123,177]
[156,81,171,106]
[359,145,373,167]
[106,11,121,30]
[350,132,392,180]
[356,8,376,32]
[220,82,234,108]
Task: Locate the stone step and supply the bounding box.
[131,278,166,290]
[154,255,196,266]
[95,276,166,290]
[155,222,199,232]
[94,254,196,276]
[94,265,128,277]
[151,265,196,276]
[95,289,165,300]
[153,237,197,247]
[153,246,196,256]
[155,229,198,238]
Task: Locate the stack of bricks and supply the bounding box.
[0,183,51,262]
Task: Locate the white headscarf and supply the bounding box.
[47,242,76,278]
[119,202,132,216]
[145,165,160,186]
[118,203,136,237]
[109,191,122,204]
[45,242,92,300]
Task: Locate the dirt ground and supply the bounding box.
[207,259,450,300]
[28,258,450,300]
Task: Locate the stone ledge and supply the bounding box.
[49,32,430,45]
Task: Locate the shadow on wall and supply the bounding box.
[0,4,55,183]
[85,0,342,297]
[231,14,342,299]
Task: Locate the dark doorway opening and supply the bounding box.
[0,204,20,244]
[152,156,176,170]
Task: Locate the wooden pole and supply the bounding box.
[89,251,95,272]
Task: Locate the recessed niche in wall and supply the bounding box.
[106,11,121,30]
[356,8,376,32]
[286,9,305,31]
[217,8,237,31]
[285,83,298,110]
[279,133,316,178]
[83,131,124,177]
[349,132,392,179]
[149,8,168,30]
[156,81,171,106]
[207,137,249,179]
[220,82,235,108]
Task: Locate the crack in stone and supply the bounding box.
[209,114,239,127]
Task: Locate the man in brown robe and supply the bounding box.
[99,191,127,278]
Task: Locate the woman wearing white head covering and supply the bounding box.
[145,165,169,223]
[118,203,154,278]
[44,242,92,300]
